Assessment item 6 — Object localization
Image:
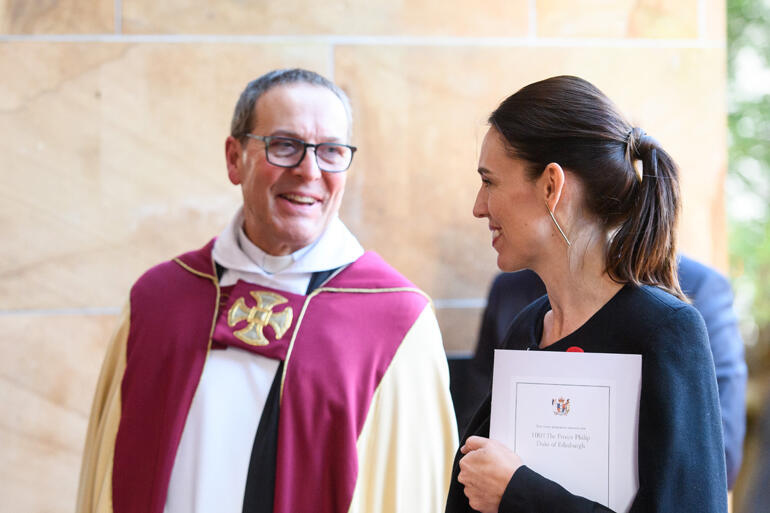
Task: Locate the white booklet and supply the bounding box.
[490,350,642,512]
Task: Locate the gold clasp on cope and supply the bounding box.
[227,291,293,346]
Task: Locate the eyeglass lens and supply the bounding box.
[267,137,352,171]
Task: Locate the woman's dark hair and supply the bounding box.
[490,75,684,300]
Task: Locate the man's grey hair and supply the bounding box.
[230,68,353,141]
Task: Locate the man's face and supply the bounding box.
[225,83,350,256]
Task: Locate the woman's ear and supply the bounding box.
[542,162,566,211]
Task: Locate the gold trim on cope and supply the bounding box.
[173,256,221,347]
[173,258,217,282]
[173,254,221,411]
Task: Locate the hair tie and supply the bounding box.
[626,127,645,183]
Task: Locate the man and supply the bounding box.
[76,69,458,513]
[459,255,746,488]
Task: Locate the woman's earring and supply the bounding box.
[545,201,571,247]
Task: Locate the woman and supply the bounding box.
[445,76,727,512]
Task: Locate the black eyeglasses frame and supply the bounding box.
[244,134,357,173]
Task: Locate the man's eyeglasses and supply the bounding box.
[244,134,357,173]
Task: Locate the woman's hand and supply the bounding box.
[457,436,523,513]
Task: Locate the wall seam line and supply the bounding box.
[0,34,726,49]
[0,307,122,317]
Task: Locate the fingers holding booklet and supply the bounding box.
[457,436,521,513]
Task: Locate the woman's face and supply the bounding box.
[473,128,549,272]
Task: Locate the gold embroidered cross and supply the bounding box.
[227,291,294,346]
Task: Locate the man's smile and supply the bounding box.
[279,192,319,205]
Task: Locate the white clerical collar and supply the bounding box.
[236,227,315,275]
[212,207,364,279]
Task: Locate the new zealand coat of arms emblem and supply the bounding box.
[552,397,571,416]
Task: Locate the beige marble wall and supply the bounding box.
[121,0,530,36]
[536,0,700,38]
[0,0,114,33]
[0,1,726,511]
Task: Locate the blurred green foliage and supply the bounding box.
[727,0,770,346]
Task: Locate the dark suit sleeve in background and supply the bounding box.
[679,256,747,488]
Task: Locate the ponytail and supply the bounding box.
[607,128,685,301]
